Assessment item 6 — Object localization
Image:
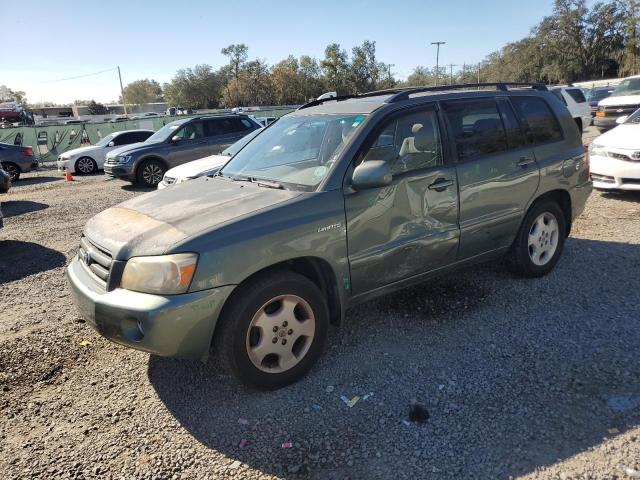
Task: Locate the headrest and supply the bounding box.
[411,123,423,134]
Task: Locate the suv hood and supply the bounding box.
[599,95,640,106]
[84,177,301,259]
[107,141,157,158]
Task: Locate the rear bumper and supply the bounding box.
[67,256,235,361]
[569,180,593,220]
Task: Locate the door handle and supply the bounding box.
[428,178,454,192]
[517,157,535,168]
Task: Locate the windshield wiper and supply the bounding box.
[254,178,285,190]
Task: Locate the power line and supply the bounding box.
[38,68,117,84]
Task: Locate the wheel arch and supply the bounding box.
[134,155,168,174]
[216,256,343,334]
[528,189,572,237]
[74,155,96,172]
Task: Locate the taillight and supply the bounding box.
[21,147,33,157]
[584,146,590,178]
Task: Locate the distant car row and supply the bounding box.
[56,114,263,187]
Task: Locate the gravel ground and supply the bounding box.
[1,126,640,479]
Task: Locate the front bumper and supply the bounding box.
[57,159,70,172]
[593,116,620,129]
[104,163,135,181]
[67,256,235,361]
[591,154,640,191]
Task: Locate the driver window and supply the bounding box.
[362,110,443,174]
[176,122,205,141]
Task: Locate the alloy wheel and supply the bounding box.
[77,157,94,174]
[245,295,316,373]
[527,212,559,266]
[142,164,163,185]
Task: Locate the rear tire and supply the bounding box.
[215,270,329,388]
[1,162,20,182]
[136,159,165,187]
[507,200,566,278]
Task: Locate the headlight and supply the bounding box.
[116,155,132,165]
[121,253,198,294]
[632,151,640,160]
[589,144,608,157]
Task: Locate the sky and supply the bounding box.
[2,0,563,104]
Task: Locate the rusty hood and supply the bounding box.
[84,177,301,259]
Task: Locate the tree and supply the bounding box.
[620,0,640,76]
[299,56,325,101]
[351,40,380,92]
[0,85,27,105]
[122,79,163,106]
[271,56,302,104]
[163,65,222,109]
[221,44,249,104]
[321,43,351,94]
[87,100,107,115]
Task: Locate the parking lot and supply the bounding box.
[1,126,639,479]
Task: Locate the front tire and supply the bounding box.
[74,156,97,174]
[216,271,329,388]
[136,159,165,187]
[508,200,566,277]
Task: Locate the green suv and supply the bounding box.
[68,83,592,388]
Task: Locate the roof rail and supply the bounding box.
[297,94,358,110]
[386,82,548,103]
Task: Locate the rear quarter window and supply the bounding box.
[510,96,563,145]
[566,88,586,103]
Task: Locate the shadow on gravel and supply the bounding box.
[599,191,640,203]
[149,238,640,479]
[12,176,62,187]
[1,200,49,217]
[0,240,66,283]
[121,184,155,193]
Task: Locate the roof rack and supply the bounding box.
[296,82,548,110]
[386,83,548,103]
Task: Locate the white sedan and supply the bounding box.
[158,127,262,189]
[590,108,640,190]
[57,129,154,174]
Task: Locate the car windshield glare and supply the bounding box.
[625,109,640,124]
[611,78,640,97]
[222,128,262,156]
[95,133,115,147]
[145,122,185,143]
[220,114,367,190]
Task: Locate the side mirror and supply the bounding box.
[107,141,115,147]
[616,115,629,125]
[351,160,392,190]
[171,135,182,143]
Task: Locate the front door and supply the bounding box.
[344,106,460,295]
[166,121,209,166]
[441,97,540,259]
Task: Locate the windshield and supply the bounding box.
[624,108,640,124]
[611,78,640,97]
[220,114,367,190]
[589,89,613,101]
[95,133,116,147]
[145,120,187,143]
[222,128,263,156]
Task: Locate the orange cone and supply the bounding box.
[65,169,74,182]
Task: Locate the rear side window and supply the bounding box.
[497,99,526,150]
[566,88,586,103]
[511,97,563,145]
[442,99,508,161]
[240,118,255,130]
[113,132,133,145]
[133,131,152,142]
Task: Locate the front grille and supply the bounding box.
[591,173,615,183]
[163,176,176,185]
[622,178,640,185]
[78,235,113,288]
[600,104,639,115]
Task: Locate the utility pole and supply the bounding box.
[117,66,127,115]
[477,62,481,84]
[387,63,395,88]
[430,41,446,86]
[448,64,457,85]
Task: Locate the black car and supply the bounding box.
[587,87,614,116]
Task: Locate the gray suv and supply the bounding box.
[68,83,591,388]
[0,143,37,182]
[104,114,261,187]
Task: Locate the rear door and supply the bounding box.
[344,104,460,295]
[204,117,257,154]
[165,121,209,167]
[442,97,539,259]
